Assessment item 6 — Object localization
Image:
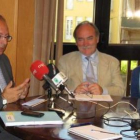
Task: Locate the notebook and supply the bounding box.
[68,125,122,140]
[69,94,113,102]
[0,111,63,126]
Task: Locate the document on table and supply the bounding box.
[22,96,47,107]
[68,124,122,140]
[69,93,113,102]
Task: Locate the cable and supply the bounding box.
[89,100,138,120]
[89,100,137,112]
[120,129,138,139]
[72,101,97,120]
[73,96,140,139]
[103,116,130,127]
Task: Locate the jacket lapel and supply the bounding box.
[97,52,109,85]
[74,52,83,82]
[0,56,11,85]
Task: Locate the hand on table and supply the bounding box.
[74,82,103,95]
[2,78,30,103]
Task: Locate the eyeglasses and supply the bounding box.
[86,92,93,98]
[0,35,12,42]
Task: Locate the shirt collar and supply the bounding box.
[81,49,98,62]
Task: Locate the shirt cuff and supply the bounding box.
[102,88,108,95]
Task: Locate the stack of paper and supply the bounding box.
[22,98,47,107]
[68,125,122,140]
[0,111,63,126]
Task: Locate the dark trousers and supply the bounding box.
[0,125,22,140]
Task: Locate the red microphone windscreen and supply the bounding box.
[30,60,49,80]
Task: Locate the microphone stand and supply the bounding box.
[42,82,74,115]
[47,87,54,108]
[42,82,54,108]
[54,85,74,107]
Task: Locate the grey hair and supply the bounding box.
[73,21,100,40]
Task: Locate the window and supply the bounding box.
[109,19,112,43]
[65,17,73,40]
[64,0,94,42]
[76,17,83,26]
[109,0,140,44]
[66,0,74,10]
[86,17,92,22]
[110,0,114,11]
[87,0,93,2]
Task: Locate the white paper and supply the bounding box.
[22,98,46,106]
[69,93,113,102]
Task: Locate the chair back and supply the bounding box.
[130,66,140,98]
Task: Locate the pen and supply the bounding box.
[91,129,120,135]
[70,122,92,128]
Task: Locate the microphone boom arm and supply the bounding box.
[64,86,75,98]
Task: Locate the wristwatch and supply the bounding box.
[2,97,7,105]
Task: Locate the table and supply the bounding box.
[1,95,139,140]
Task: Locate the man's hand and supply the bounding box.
[74,82,103,95]
[2,78,30,103]
[19,78,30,99]
[74,82,89,94]
[88,83,103,95]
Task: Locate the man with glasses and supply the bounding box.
[0,15,30,109]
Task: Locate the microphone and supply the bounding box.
[30,60,61,94]
[47,64,75,98]
[47,63,59,79]
[42,63,60,91]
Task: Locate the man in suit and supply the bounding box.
[0,15,30,110]
[58,21,125,96]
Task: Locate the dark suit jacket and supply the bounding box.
[0,125,21,140]
[131,66,140,98]
[0,55,20,140]
[0,54,14,109]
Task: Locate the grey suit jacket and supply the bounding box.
[0,54,14,109]
[58,50,125,96]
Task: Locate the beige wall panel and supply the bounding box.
[0,0,18,80]
[0,0,35,86]
[16,0,35,84]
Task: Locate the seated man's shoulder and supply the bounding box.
[0,53,8,58]
[60,51,80,59]
[0,53,10,62]
[99,52,119,62]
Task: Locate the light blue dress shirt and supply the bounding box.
[0,67,7,92]
[81,50,108,95]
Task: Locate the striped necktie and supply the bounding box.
[0,67,7,91]
[85,56,95,83]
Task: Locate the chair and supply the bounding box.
[130,66,140,98]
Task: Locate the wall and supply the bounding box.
[16,0,35,84]
[0,0,35,85]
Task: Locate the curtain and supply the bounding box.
[126,0,135,12]
[135,0,140,11]
[29,0,64,96]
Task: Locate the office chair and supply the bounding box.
[130,66,140,98]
